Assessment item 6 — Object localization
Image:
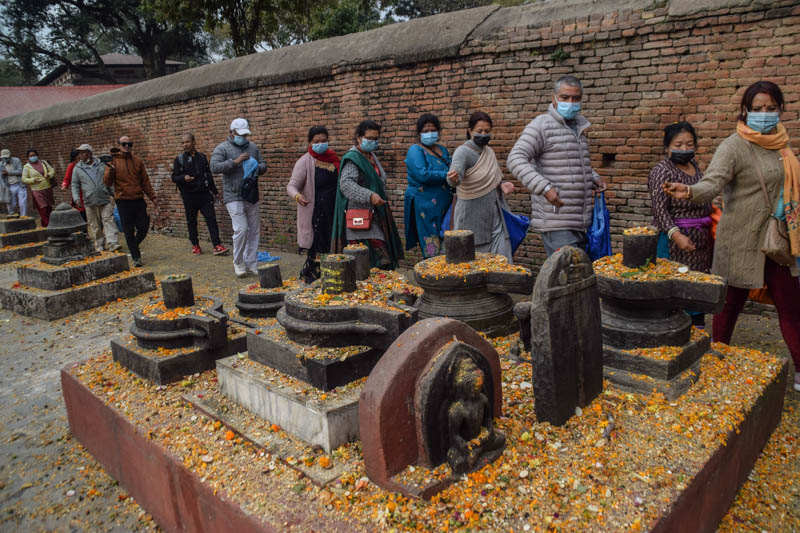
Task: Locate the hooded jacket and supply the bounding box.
[72,157,113,207]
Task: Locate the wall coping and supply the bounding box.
[0,0,763,135]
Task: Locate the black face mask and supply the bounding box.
[472,134,491,147]
[670,150,695,165]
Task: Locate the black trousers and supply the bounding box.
[182,191,221,246]
[116,198,149,260]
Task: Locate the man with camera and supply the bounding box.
[172,133,228,256]
[72,144,120,252]
[103,136,157,267]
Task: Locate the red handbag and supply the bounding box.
[346,208,373,230]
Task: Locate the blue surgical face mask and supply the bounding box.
[420,131,439,146]
[311,142,328,154]
[746,112,779,134]
[556,101,581,120]
[233,135,247,146]
[360,138,378,152]
[29,156,39,163]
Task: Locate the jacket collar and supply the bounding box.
[547,103,591,136]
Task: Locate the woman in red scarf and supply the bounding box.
[287,126,341,283]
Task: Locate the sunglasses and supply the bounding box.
[120,142,133,148]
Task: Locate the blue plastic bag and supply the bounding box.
[113,206,123,232]
[242,158,259,180]
[586,192,611,261]
[257,251,280,263]
[502,209,530,254]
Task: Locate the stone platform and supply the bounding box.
[61,354,790,532]
[0,242,46,264]
[217,356,362,452]
[0,269,156,320]
[111,331,247,385]
[0,228,48,247]
[246,326,382,391]
[17,254,129,291]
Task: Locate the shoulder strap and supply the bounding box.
[745,142,774,210]
[416,143,447,164]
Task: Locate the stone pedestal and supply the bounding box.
[343,245,370,280]
[0,206,154,319]
[0,216,48,264]
[596,249,727,399]
[414,230,532,337]
[112,275,243,384]
[622,227,658,268]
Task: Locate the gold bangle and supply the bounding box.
[294,193,300,203]
[686,186,692,200]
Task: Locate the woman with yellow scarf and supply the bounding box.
[664,81,800,392]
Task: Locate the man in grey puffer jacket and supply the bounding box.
[72,144,119,252]
[508,76,606,256]
[210,118,267,277]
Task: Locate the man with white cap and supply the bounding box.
[210,118,267,277]
[1,149,26,216]
[72,144,120,252]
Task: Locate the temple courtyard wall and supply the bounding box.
[0,0,798,271]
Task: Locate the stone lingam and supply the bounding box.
[593,227,727,399]
[111,274,246,384]
[414,230,533,336]
[0,203,155,320]
[234,264,296,319]
[215,254,419,452]
[0,215,49,264]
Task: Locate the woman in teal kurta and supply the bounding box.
[404,113,453,257]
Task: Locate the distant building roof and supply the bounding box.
[36,54,184,86]
[0,85,126,120]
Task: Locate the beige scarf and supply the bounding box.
[457,145,503,200]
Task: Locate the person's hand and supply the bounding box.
[593,179,608,193]
[234,152,251,165]
[500,182,514,195]
[59,184,67,191]
[184,174,194,182]
[370,193,385,207]
[35,176,44,183]
[544,188,564,208]
[295,193,308,206]
[447,169,460,185]
[663,182,689,200]
[672,231,696,252]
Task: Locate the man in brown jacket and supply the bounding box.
[103,136,158,267]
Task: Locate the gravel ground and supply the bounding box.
[0,233,796,532]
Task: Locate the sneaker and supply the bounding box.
[246,267,258,276]
[133,258,143,268]
[108,243,122,252]
[794,372,800,393]
[213,244,229,256]
[192,245,202,255]
[234,264,247,278]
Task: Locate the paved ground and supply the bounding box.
[0,232,795,532]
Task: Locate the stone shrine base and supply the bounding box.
[111,330,247,385]
[0,268,156,320]
[62,344,789,532]
[216,356,362,453]
[0,242,46,264]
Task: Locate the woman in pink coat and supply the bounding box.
[287,126,340,283]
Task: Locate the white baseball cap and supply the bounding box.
[77,143,93,152]
[230,118,251,135]
[0,149,9,158]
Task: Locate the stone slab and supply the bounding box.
[17,254,129,291]
[247,327,383,391]
[61,363,354,533]
[111,333,247,385]
[604,360,702,401]
[603,334,711,382]
[217,356,361,453]
[0,271,156,320]
[0,228,48,247]
[0,243,45,264]
[0,217,36,234]
[183,392,354,486]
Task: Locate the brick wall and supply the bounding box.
[1,0,798,273]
